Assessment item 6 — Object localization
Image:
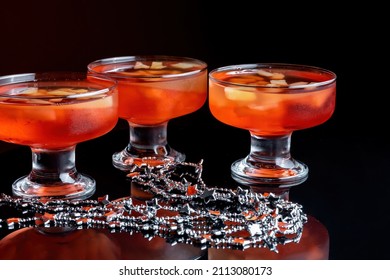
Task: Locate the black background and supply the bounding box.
[0,0,388,260]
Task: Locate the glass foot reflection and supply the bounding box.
[0,228,203,260]
[208,215,329,260]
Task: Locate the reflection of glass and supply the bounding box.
[209,63,336,187]
[88,56,207,171]
[0,72,118,200]
[208,215,329,260]
[0,228,202,260]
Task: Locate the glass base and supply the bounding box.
[231,158,308,187]
[12,173,96,200]
[112,147,185,171]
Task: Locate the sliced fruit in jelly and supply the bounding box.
[171,62,198,69]
[134,61,150,69]
[150,61,166,69]
[224,87,256,101]
[269,79,288,87]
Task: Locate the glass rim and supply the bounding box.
[209,63,336,89]
[0,71,117,99]
[87,55,208,79]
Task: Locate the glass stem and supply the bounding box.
[127,122,170,156]
[246,133,294,199]
[247,133,292,165]
[29,146,78,184]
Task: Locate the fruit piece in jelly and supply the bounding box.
[224,87,256,101]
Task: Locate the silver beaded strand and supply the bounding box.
[0,160,307,252]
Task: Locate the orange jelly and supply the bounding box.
[90,59,207,125]
[0,82,118,149]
